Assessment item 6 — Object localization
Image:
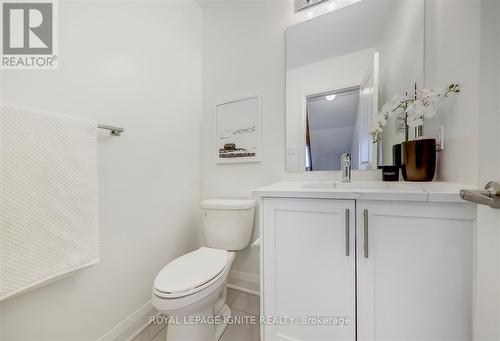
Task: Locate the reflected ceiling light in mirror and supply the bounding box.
[325,94,337,101]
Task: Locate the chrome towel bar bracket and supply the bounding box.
[98,124,124,136]
[460,181,500,209]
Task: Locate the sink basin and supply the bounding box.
[302,181,420,191]
[335,181,388,189]
[301,181,387,190]
[302,182,336,189]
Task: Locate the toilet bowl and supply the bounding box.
[152,198,256,341]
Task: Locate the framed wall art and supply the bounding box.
[215,95,262,164]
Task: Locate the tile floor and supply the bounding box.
[132,288,260,341]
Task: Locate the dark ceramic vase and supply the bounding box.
[401,139,436,182]
[392,143,402,167]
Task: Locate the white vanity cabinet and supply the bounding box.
[262,198,356,341]
[356,201,475,341]
[260,195,476,341]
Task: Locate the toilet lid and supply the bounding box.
[154,247,229,297]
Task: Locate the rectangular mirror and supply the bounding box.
[286,0,425,172]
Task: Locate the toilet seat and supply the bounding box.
[154,247,230,299]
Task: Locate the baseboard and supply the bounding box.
[97,301,156,341]
[96,272,259,341]
[228,270,260,296]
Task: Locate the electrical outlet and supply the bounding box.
[436,126,444,151]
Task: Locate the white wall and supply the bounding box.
[475,0,500,339]
[379,0,424,165]
[422,2,500,339]
[0,1,201,340]
[200,0,292,279]
[424,0,480,184]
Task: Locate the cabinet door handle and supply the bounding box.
[345,208,350,257]
[363,209,369,258]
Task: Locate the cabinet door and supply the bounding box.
[356,201,475,341]
[262,198,356,341]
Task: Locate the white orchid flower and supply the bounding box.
[370,83,459,142]
[407,117,424,128]
[376,113,387,126]
[423,104,437,118]
[381,102,393,116]
[417,88,432,98]
[413,101,426,117]
[393,105,405,116]
[405,102,416,115]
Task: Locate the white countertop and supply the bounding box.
[254,181,473,203]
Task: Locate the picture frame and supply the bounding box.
[215,95,262,164]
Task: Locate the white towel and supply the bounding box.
[0,103,99,301]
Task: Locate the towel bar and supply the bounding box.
[98,124,124,136]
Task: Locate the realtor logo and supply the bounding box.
[1,0,58,69]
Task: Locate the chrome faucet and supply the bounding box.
[341,153,352,183]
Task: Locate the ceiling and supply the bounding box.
[307,89,359,131]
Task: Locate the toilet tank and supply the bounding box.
[201,198,256,251]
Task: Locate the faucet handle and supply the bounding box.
[341,153,351,163]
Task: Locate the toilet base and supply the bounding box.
[164,303,231,341]
[215,304,231,340]
[152,254,237,341]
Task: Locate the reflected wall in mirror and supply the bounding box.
[286,0,424,172]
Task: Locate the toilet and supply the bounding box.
[152,198,256,341]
